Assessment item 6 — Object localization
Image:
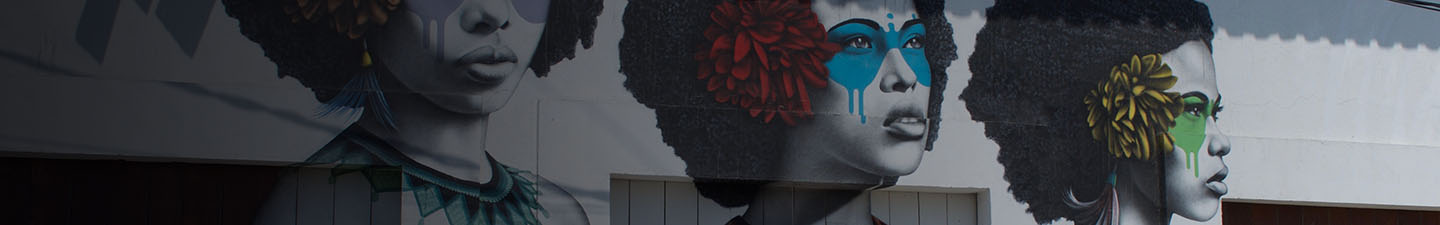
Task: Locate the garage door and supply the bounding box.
[611,179,978,225]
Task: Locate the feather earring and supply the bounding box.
[317,47,398,129]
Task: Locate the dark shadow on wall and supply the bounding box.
[1204,0,1439,50]
[0,157,284,225]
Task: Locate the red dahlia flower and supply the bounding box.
[696,0,843,125]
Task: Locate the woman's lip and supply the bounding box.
[457,46,519,84]
[1206,167,1229,195]
[883,104,927,140]
[1206,181,1228,195]
[457,46,519,65]
[465,63,514,85]
[884,117,927,140]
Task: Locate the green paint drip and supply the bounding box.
[1170,97,1208,178]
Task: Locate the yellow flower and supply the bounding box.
[1083,54,1182,160]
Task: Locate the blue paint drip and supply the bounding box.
[858,90,866,124]
[846,90,868,123]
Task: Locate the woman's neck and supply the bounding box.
[359,73,494,184]
[778,138,883,185]
[1115,164,1170,225]
[742,186,872,225]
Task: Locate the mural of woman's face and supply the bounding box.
[371,0,550,115]
[1161,41,1231,221]
[790,0,931,179]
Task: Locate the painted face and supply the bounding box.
[1161,41,1232,221]
[370,0,550,114]
[789,0,931,179]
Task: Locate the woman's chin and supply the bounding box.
[861,146,925,177]
[1173,197,1222,221]
[421,93,514,115]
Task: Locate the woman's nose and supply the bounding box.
[878,49,919,93]
[1208,123,1231,157]
[460,0,512,34]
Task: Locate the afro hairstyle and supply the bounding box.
[958,0,1213,223]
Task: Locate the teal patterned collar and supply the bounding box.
[305,125,549,225]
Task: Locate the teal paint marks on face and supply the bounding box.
[826,23,881,123]
[1169,96,1211,177]
[406,0,464,59]
[825,19,931,124]
[906,14,929,86]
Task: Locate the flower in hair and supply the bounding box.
[696,0,843,125]
[286,0,402,39]
[1084,54,1182,160]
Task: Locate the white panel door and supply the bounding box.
[630,181,666,225]
[946,194,977,225]
[918,193,948,225]
[612,179,631,225]
[665,182,700,225]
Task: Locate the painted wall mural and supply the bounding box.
[960,0,1230,225]
[222,0,601,224]
[619,0,954,224]
[12,0,1440,224]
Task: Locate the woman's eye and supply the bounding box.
[846,37,872,48]
[1212,104,1224,120]
[903,37,923,49]
[1185,104,1205,117]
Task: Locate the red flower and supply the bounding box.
[696,0,842,125]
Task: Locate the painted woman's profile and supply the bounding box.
[961,0,1231,224]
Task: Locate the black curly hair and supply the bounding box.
[222,0,603,102]
[959,0,1213,224]
[620,0,956,208]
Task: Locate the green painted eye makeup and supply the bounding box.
[1169,94,1218,177]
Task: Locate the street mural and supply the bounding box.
[0,0,1334,224]
[619,0,954,224]
[222,0,601,224]
[960,0,1231,225]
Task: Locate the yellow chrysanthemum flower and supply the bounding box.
[1083,54,1182,160]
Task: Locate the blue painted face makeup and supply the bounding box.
[823,14,929,123]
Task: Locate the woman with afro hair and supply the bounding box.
[961,0,1232,224]
[621,0,956,224]
[222,0,602,224]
